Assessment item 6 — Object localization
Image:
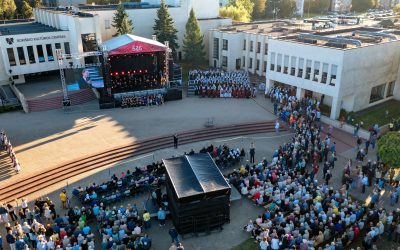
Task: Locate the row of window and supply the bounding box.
[243,40,268,54]
[221,55,267,72]
[269,52,338,86]
[370,81,396,103]
[6,42,71,67]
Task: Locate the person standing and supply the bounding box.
[173,134,178,149]
[275,120,280,134]
[157,208,166,226]
[59,190,68,209]
[6,230,15,250]
[169,227,179,246]
[143,210,151,229]
[249,142,255,164]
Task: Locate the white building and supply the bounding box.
[209,21,312,77]
[265,28,400,119]
[331,0,352,12]
[0,0,231,85]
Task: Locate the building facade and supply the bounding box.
[265,29,400,119]
[0,0,231,85]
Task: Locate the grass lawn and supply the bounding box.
[346,99,400,128]
[231,238,258,250]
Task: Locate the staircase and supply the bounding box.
[187,80,196,96]
[27,89,96,112]
[0,150,16,182]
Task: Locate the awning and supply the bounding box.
[102,34,167,55]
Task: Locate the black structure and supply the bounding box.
[163,153,231,235]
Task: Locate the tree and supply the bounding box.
[252,0,266,19]
[304,0,330,14]
[153,0,179,57]
[278,0,297,18]
[351,0,375,12]
[393,3,400,13]
[377,132,400,168]
[30,0,41,8]
[220,0,254,22]
[112,4,134,36]
[0,0,17,20]
[183,8,205,63]
[21,0,33,18]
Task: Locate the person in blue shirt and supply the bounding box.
[92,204,100,216]
[82,225,91,235]
[140,234,152,250]
[157,208,166,226]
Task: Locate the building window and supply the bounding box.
[213,38,219,59]
[7,48,16,66]
[290,56,296,76]
[313,61,320,82]
[250,41,253,52]
[283,55,289,74]
[270,52,275,71]
[370,83,386,103]
[249,58,253,69]
[330,65,337,86]
[243,40,246,50]
[27,46,35,64]
[64,42,71,54]
[321,63,328,84]
[264,61,267,72]
[257,42,261,53]
[46,44,54,61]
[222,56,228,67]
[276,54,282,72]
[305,60,312,79]
[242,56,245,67]
[55,43,61,50]
[17,47,26,65]
[387,81,395,97]
[264,43,268,55]
[222,39,228,50]
[36,45,45,62]
[297,58,304,77]
[256,59,260,70]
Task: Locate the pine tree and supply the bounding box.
[30,0,41,8]
[153,0,179,57]
[21,0,33,18]
[112,4,134,37]
[183,8,205,63]
[252,0,266,19]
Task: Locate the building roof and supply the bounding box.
[0,22,61,36]
[163,153,231,203]
[102,34,167,55]
[212,20,314,37]
[278,27,400,49]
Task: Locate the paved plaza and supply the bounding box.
[0,95,399,249]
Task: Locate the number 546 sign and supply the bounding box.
[132,46,143,52]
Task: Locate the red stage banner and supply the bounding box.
[108,41,166,55]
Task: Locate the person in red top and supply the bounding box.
[353,225,360,238]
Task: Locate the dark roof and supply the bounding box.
[163,153,231,203]
[0,22,61,36]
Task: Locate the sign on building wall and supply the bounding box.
[4,35,67,45]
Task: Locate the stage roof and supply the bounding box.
[163,153,231,202]
[102,34,167,55]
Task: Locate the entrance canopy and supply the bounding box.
[163,153,231,203]
[103,34,167,56]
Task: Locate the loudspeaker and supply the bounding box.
[164,89,182,101]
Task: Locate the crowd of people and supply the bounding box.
[224,85,400,250]
[189,69,253,98]
[121,94,164,109]
[0,129,20,174]
[110,73,163,94]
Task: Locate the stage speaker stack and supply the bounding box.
[164,88,182,101]
[99,96,115,109]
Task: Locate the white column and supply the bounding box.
[296,87,305,99]
[265,79,274,94]
[330,96,341,119]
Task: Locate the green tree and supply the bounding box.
[393,3,400,13]
[220,0,254,22]
[377,132,400,168]
[183,8,205,63]
[278,0,297,18]
[351,0,375,12]
[21,0,33,18]
[304,0,330,14]
[112,4,134,36]
[30,0,41,8]
[153,0,179,57]
[0,0,17,19]
[252,0,266,19]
